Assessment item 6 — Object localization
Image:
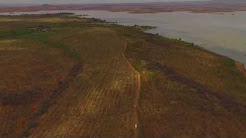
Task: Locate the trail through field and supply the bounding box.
[122,42,141,138]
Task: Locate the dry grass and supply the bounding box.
[0,39,75,136]
[236,61,246,76]
[115,27,246,138]
[29,27,136,137]
[0,18,22,22]
[0,15,245,138]
[0,39,25,51]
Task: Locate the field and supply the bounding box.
[115,28,246,137]
[0,14,245,138]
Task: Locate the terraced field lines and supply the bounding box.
[122,42,141,138]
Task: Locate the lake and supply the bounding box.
[1,10,246,65]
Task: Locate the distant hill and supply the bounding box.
[0,1,246,13]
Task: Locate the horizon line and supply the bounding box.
[0,1,215,5]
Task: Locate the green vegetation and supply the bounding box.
[0,14,245,138]
[133,25,157,31]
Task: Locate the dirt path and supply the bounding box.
[236,62,246,76]
[122,42,141,138]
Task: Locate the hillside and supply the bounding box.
[0,14,245,138]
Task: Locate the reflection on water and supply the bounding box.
[1,10,246,64]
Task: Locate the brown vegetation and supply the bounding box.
[116,27,246,137]
[0,15,245,138]
[0,39,75,136]
[236,61,246,76]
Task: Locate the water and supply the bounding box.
[1,10,246,64]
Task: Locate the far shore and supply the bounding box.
[0,2,246,14]
[0,9,245,14]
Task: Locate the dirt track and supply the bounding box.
[122,42,141,138]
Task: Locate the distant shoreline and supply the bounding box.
[0,9,245,14]
[0,2,246,14]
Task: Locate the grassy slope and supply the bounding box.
[0,17,76,136]
[0,15,245,137]
[113,27,246,137]
[30,26,136,137]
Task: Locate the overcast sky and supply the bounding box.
[0,0,209,4]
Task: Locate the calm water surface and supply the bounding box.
[1,10,246,64]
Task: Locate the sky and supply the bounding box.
[0,0,209,4]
